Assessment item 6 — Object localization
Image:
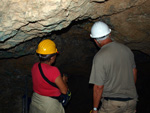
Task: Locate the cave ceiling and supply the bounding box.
[0,0,150,58]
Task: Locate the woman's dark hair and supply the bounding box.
[37,53,57,62]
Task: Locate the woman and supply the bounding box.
[29,39,68,113]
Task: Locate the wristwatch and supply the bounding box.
[93,107,97,111]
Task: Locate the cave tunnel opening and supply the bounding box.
[0,21,150,113]
[132,50,150,113]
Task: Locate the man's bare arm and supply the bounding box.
[92,85,104,113]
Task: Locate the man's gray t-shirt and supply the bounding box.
[89,42,138,99]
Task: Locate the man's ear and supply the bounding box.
[94,39,101,46]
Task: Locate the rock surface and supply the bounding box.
[0,0,150,58]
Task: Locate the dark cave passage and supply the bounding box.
[65,50,150,113]
[134,51,150,113]
[0,50,150,113]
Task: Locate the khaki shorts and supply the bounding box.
[29,92,65,113]
[99,99,137,113]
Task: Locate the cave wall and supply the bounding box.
[103,0,150,54]
[1,21,150,113]
[0,24,98,113]
[0,0,150,58]
[0,0,150,113]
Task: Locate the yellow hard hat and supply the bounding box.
[36,39,58,55]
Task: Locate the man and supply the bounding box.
[89,21,138,113]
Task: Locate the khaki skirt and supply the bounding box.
[29,92,65,113]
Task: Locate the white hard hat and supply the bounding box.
[90,21,111,39]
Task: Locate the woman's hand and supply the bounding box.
[63,74,68,83]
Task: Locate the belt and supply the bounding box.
[104,97,133,101]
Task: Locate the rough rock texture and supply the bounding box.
[105,0,150,55]
[0,0,150,58]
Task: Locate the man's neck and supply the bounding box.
[100,38,112,47]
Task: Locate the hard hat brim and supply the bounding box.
[90,29,111,38]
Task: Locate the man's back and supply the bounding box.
[90,41,138,99]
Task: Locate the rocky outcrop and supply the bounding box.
[0,0,149,58]
[106,0,150,55]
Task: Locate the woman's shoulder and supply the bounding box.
[32,62,39,68]
[44,64,59,71]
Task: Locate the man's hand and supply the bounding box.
[90,110,98,113]
[92,111,98,113]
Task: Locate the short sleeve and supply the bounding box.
[47,66,61,83]
[129,51,136,68]
[89,54,106,86]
